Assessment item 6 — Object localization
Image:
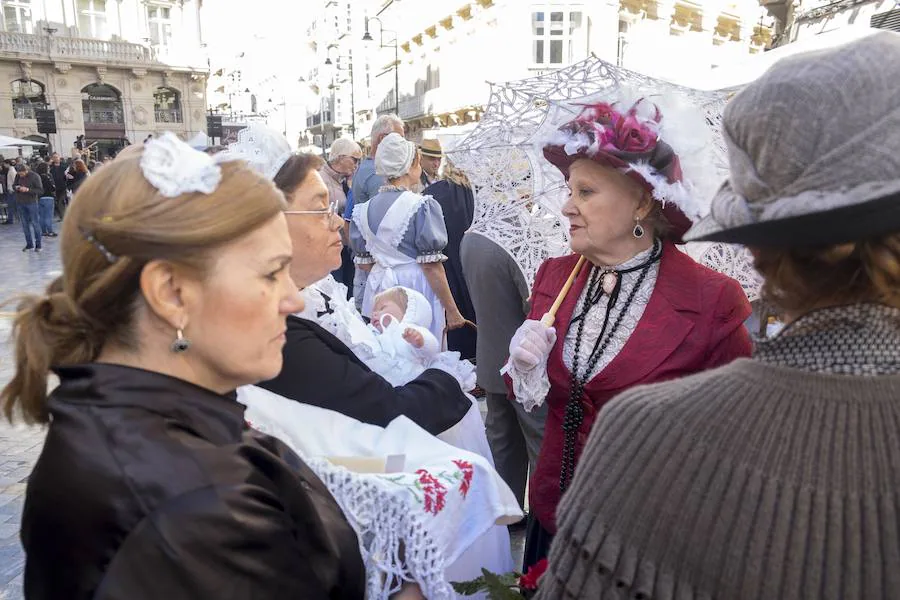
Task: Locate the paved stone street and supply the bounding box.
[0,220,60,600]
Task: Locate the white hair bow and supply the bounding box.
[140,132,222,197]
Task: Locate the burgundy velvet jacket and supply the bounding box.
[516,243,752,533]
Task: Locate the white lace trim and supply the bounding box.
[509,362,552,412]
[562,246,659,380]
[416,251,448,264]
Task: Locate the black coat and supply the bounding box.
[50,163,68,191]
[22,363,366,600]
[424,179,477,359]
[260,314,472,435]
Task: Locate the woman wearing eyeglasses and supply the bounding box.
[255,151,474,436]
[349,133,467,344]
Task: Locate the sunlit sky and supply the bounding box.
[202,0,315,73]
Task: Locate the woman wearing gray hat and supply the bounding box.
[350,132,466,343]
[537,32,900,600]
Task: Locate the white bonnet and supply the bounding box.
[375,132,417,179]
[397,287,433,329]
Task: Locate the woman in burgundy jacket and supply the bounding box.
[505,97,753,569]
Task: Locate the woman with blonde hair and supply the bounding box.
[4,134,368,598]
[538,33,900,599]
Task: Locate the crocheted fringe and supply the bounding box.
[308,458,453,600]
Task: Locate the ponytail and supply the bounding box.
[1,278,103,424]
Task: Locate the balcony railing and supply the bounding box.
[154,108,183,124]
[84,108,124,125]
[0,31,205,69]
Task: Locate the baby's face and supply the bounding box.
[371,297,406,332]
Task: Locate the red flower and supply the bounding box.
[518,559,549,591]
[453,459,474,498]
[416,469,448,515]
[614,113,658,153]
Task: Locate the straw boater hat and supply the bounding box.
[542,94,712,244]
[418,139,442,159]
[686,32,900,247]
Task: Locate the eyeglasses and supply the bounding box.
[284,198,340,219]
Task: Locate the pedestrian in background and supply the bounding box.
[13,163,44,252]
[34,162,57,237]
[418,139,442,187]
[50,152,68,220]
[6,157,23,225]
[66,159,89,196]
[321,137,363,287]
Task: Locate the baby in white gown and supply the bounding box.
[368,287,475,390]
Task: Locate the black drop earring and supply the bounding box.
[171,328,191,353]
[633,218,645,239]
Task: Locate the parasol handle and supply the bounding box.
[540,255,587,328]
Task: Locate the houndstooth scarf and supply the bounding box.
[755,303,900,376]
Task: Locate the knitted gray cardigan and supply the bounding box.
[537,304,900,599]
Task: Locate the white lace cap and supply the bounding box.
[399,287,433,329]
[140,132,222,197]
[220,123,293,180]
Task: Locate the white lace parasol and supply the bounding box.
[447,56,762,300]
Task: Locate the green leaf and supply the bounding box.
[451,576,488,596]
[482,569,526,599]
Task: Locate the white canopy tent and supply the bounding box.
[0,135,46,148]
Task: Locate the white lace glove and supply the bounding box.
[509,320,557,372]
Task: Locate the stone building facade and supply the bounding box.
[0,0,207,159]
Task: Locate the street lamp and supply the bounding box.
[362,16,399,116]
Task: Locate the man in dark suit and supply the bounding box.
[461,231,547,512]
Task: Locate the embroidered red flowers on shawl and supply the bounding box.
[415,469,448,515]
[452,459,474,498]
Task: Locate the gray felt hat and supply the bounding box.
[686,32,900,247]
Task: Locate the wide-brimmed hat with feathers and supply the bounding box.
[543,94,712,243]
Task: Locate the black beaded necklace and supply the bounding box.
[559,240,663,492]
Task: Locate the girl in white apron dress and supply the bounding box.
[351,188,451,343]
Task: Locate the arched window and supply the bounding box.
[82,83,123,124]
[11,78,46,119]
[250,94,257,114]
[153,86,182,123]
